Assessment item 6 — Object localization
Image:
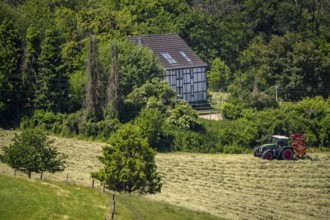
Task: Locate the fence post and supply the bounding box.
[66,173,69,182]
[111,194,115,220]
[92,178,95,189]
[102,184,105,193]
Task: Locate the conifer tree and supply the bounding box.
[0,19,23,126]
[85,36,103,120]
[107,42,121,118]
[22,25,40,108]
[34,28,69,112]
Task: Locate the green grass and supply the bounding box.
[116,194,221,220]
[0,174,109,220]
[208,92,229,109]
[0,174,221,220]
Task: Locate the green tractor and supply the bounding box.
[253,135,294,160]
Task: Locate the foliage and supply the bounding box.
[134,107,173,151]
[98,40,165,98]
[290,132,307,158]
[229,32,330,108]
[34,27,69,113]
[92,124,161,194]
[0,0,329,153]
[220,103,243,120]
[217,96,330,148]
[207,58,231,91]
[124,78,176,120]
[0,129,66,178]
[0,19,24,126]
[166,102,203,132]
[85,36,103,121]
[106,42,121,118]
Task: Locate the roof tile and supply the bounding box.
[128,34,207,70]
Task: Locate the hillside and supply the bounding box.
[0,174,220,220]
[1,130,329,219]
[1,0,329,127]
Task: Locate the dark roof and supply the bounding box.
[128,34,207,70]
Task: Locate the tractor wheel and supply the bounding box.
[281,148,293,160]
[262,150,274,160]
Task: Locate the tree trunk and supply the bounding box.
[28,171,31,179]
[40,171,43,180]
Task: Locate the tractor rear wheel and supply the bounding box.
[281,148,293,160]
[262,150,274,160]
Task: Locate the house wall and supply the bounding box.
[165,67,207,103]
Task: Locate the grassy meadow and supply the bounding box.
[1,129,330,220]
[0,174,109,219]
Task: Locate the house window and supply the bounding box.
[179,51,192,63]
[161,52,177,64]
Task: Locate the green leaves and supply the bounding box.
[92,124,161,194]
[207,58,231,92]
[0,129,66,178]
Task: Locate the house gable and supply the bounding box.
[128,34,208,104]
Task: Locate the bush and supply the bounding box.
[221,103,243,120]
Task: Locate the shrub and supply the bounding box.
[220,103,243,120]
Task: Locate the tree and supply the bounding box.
[85,36,103,121]
[34,28,69,113]
[166,102,203,132]
[123,78,176,120]
[207,58,231,91]
[107,42,121,118]
[98,40,165,98]
[0,19,24,126]
[134,106,172,151]
[92,124,161,194]
[0,129,66,179]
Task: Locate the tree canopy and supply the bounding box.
[0,0,329,126]
[92,123,161,194]
[0,129,66,179]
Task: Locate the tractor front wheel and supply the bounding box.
[262,150,274,160]
[281,148,293,160]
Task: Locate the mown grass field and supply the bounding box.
[1,129,330,220]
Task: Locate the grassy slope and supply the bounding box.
[0,174,108,220]
[1,130,330,220]
[0,174,220,220]
[116,194,220,220]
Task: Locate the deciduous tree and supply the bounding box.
[92,124,161,194]
[0,129,66,179]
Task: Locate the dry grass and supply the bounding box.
[1,129,329,220]
[0,129,104,187]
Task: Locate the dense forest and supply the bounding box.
[1,0,329,150]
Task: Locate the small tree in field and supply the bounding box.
[290,132,307,158]
[0,129,66,179]
[92,124,162,194]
